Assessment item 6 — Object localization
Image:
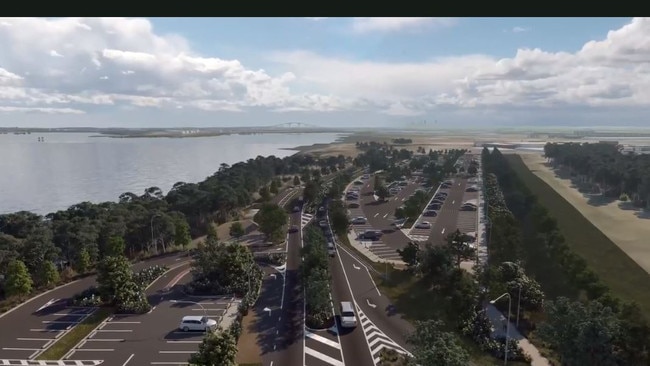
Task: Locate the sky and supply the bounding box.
[0,17,648,129]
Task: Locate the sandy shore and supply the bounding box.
[519,153,650,275]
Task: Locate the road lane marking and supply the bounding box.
[42,321,77,324]
[53,313,87,316]
[401,198,405,201]
[353,264,360,270]
[36,298,59,312]
[441,228,446,234]
[452,200,455,204]
[304,346,344,366]
[373,213,379,217]
[108,321,141,324]
[305,330,341,350]
[123,353,135,366]
[366,299,376,308]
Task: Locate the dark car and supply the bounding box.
[423,210,438,217]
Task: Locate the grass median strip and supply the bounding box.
[36,307,113,360]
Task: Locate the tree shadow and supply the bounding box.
[586,195,616,207]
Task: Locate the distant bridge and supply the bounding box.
[268,122,320,129]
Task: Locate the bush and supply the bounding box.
[460,310,530,363]
[69,287,102,307]
[619,193,629,201]
[133,265,168,288]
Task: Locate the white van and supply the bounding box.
[339,301,357,328]
[179,315,217,332]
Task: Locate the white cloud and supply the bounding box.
[351,17,457,34]
[0,17,648,122]
[512,26,530,33]
[305,17,328,21]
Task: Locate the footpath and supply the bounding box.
[342,172,550,365]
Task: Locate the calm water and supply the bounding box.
[0,132,343,215]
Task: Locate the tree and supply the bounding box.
[375,184,390,201]
[229,222,245,241]
[538,297,621,365]
[269,180,279,194]
[328,201,350,236]
[258,186,271,202]
[38,260,60,288]
[419,244,454,283]
[5,260,33,298]
[408,319,470,366]
[97,255,134,304]
[303,181,320,204]
[206,223,219,244]
[174,218,191,249]
[74,247,91,274]
[106,236,125,257]
[397,241,420,271]
[446,230,475,267]
[293,175,301,186]
[188,331,238,366]
[255,203,288,242]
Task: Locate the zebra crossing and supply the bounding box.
[302,213,314,228]
[357,306,412,365]
[361,241,402,261]
[304,329,344,366]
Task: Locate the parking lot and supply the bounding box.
[0,299,98,361]
[409,183,454,242]
[61,295,236,366]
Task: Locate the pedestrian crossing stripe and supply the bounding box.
[0,361,103,366]
[356,307,412,365]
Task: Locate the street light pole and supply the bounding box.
[490,292,512,366]
[150,213,161,254]
[170,300,207,316]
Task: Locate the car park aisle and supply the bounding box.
[428,178,468,246]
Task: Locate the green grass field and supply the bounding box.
[506,154,650,315]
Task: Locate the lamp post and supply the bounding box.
[490,292,512,366]
[170,299,207,316]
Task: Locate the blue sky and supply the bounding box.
[0,17,647,128]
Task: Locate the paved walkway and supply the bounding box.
[218,299,242,331]
[485,304,550,366]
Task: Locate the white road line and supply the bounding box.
[190,308,225,311]
[2,347,41,351]
[166,340,202,344]
[123,353,135,366]
[74,348,114,351]
[159,351,197,354]
[441,228,446,234]
[305,330,341,350]
[53,313,87,316]
[95,329,132,332]
[36,298,60,312]
[373,213,379,217]
[30,329,63,332]
[42,321,77,324]
[85,338,124,342]
[109,321,141,324]
[304,347,344,366]
[383,213,388,218]
[17,338,53,341]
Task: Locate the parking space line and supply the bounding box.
[53,313,87,316]
[123,353,135,366]
[2,347,41,351]
[42,320,77,324]
[159,350,197,354]
[109,321,141,324]
[190,308,225,311]
[74,348,114,351]
[17,338,53,341]
[96,329,133,332]
[85,338,124,342]
[166,340,202,344]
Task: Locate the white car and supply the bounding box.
[415,221,431,229]
[339,301,357,328]
[179,315,217,332]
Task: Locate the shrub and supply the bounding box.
[133,265,168,288]
[69,287,102,307]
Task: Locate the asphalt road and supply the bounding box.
[428,178,468,246]
[0,252,189,363]
[260,208,304,366]
[335,244,414,362]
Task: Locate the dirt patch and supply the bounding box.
[235,311,262,365]
[519,152,650,275]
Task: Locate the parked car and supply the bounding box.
[327,242,336,257]
[423,210,438,217]
[431,199,445,205]
[348,202,360,208]
[351,216,367,225]
[289,225,299,233]
[428,203,442,210]
[465,186,479,192]
[179,316,217,332]
[415,221,431,229]
[319,220,328,228]
[292,206,300,213]
[361,230,382,240]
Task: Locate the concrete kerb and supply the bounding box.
[406,182,443,239]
